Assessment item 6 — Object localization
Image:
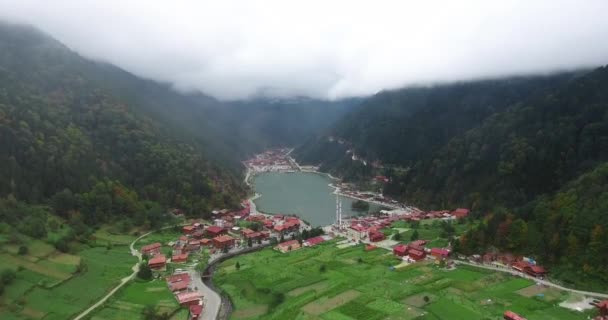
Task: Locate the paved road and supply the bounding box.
[188,268,221,320]
[455,260,608,299]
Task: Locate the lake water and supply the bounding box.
[252,172,378,226]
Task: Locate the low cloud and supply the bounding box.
[2,0,608,100]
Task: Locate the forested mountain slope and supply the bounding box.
[297,65,608,289]
[400,66,608,209]
[295,74,578,170]
[0,22,247,237]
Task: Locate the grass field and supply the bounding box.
[90,279,181,320]
[214,241,591,320]
[0,245,135,320]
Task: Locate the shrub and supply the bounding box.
[18,245,28,255]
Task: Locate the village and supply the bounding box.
[133,191,608,320]
[122,149,608,320]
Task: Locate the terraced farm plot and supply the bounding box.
[0,246,136,320]
[90,278,181,320]
[214,241,591,320]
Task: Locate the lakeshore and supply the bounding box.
[243,148,410,214]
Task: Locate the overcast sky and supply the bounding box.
[1,0,608,100]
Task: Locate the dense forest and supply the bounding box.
[0,22,256,247]
[0,21,354,249]
[296,66,608,288]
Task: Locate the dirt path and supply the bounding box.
[72,227,175,320]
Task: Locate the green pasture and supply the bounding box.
[214,242,590,320]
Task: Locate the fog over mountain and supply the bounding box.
[2,0,608,100]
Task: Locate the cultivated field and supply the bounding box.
[214,241,591,320]
[89,279,181,320]
[0,241,134,320]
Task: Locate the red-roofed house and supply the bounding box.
[430,248,450,259]
[304,236,325,247]
[393,244,409,257]
[504,310,527,320]
[241,228,254,237]
[369,231,385,242]
[200,238,212,246]
[176,291,201,306]
[141,242,162,256]
[408,248,426,261]
[183,225,195,234]
[189,304,203,320]
[172,253,189,263]
[596,300,608,316]
[169,280,190,292]
[213,235,236,250]
[348,224,368,239]
[525,265,547,278]
[410,240,427,248]
[192,230,205,239]
[512,261,529,272]
[167,273,190,283]
[276,239,301,253]
[245,232,263,241]
[206,226,226,237]
[148,255,167,270]
[452,208,470,219]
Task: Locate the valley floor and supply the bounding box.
[214,240,594,320]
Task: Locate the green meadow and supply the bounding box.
[0,235,135,320]
[89,279,181,320]
[214,241,590,320]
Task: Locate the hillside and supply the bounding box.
[0,22,254,237]
[296,65,608,288]
[295,73,579,174]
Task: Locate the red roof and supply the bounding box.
[529,265,547,274]
[305,236,325,246]
[213,235,235,243]
[179,236,188,241]
[176,291,201,304]
[430,248,450,257]
[148,255,167,265]
[410,240,427,247]
[393,244,408,254]
[278,239,299,248]
[504,310,527,320]
[207,226,224,234]
[190,304,203,316]
[172,253,189,262]
[169,280,189,291]
[512,261,529,271]
[452,208,470,218]
[167,273,191,283]
[141,242,161,252]
[350,224,367,232]
[408,249,425,260]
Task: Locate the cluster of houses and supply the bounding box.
[243,148,296,172]
[165,273,203,320]
[344,208,470,243]
[470,253,548,279]
[392,240,450,263]
[404,207,470,221]
[275,235,330,253]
